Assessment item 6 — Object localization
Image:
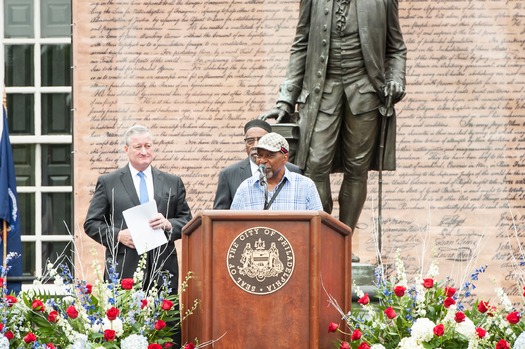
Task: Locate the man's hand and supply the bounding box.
[117,229,135,249]
[149,213,172,232]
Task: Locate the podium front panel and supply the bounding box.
[182,211,351,349]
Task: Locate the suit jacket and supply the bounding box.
[83,165,192,292]
[213,157,303,209]
[276,0,407,170]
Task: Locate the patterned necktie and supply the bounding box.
[137,172,149,204]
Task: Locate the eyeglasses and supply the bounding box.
[244,137,263,146]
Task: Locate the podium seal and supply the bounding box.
[226,226,295,295]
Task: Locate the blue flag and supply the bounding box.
[0,105,22,293]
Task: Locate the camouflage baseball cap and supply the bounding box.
[254,132,289,154]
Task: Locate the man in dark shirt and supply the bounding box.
[213,119,302,209]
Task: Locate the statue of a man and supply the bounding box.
[260,0,407,261]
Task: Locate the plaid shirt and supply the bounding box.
[230,168,323,211]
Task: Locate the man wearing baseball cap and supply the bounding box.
[213,119,302,209]
[230,132,322,211]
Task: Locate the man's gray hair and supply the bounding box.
[123,125,153,145]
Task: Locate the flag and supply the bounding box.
[0,104,22,293]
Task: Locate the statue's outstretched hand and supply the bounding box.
[259,102,294,123]
[258,108,289,123]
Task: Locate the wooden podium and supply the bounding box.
[181,210,352,349]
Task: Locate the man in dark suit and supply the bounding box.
[260,0,407,261]
[213,119,302,209]
[84,125,192,295]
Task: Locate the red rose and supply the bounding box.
[161,299,174,311]
[66,305,79,319]
[0,278,3,287]
[104,329,116,341]
[23,332,37,343]
[475,327,487,338]
[444,297,456,308]
[357,343,370,349]
[164,343,175,348]
[85,284,93,294]
[48,310,59,323]
[433,324,445,337]
[183,343,195,349]
[393,285,406,297]
[0,324,3,331]
[4,331,14,340]
[155,320,167,330]
[480,301,490,313]
[141,299,148,309]
[32,299,45,312]
[357,294,369,305]
[148,344,163,349]
[106,307,120,321]
[46,344,56,349]
[496,339,510,349]
[351,329,362,341]
[422,278,434,288]
[454,311,466,323]
[328,322,339,333]
[5,295,17,307]
[506,311,520,324]
[121,278,134,290]
[444,287,456,297]
[339,342,350,349]
[477,300,489,313]
[384,307,397,319]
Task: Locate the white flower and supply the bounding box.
[410,317,435,343]
[495,287,513,312]
[102,317,124,336]
[443,304,458,324]
[62,296,76,304]
[456,317,476,339]
[413,277,427,316]
[371,344,386,349]
[0,336,9,349]
[394,250,408,286]
[354,284,364,298]
[426,259,439,278]
[67,333,91,349]
[397,336,425,349]
[121,334,149,349]
[514,331,525,349]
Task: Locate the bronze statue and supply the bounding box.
[260,0,407,261]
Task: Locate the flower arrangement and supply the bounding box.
[328,251,525,349]
[0,252,202,349]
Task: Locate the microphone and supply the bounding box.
[258,164,267,186]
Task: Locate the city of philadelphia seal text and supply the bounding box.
[226,226,295,295]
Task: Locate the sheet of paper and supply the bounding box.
[122,201,168,255]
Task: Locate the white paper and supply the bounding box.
[122,201,168,255]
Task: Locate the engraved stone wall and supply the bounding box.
[73,0,525,301]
